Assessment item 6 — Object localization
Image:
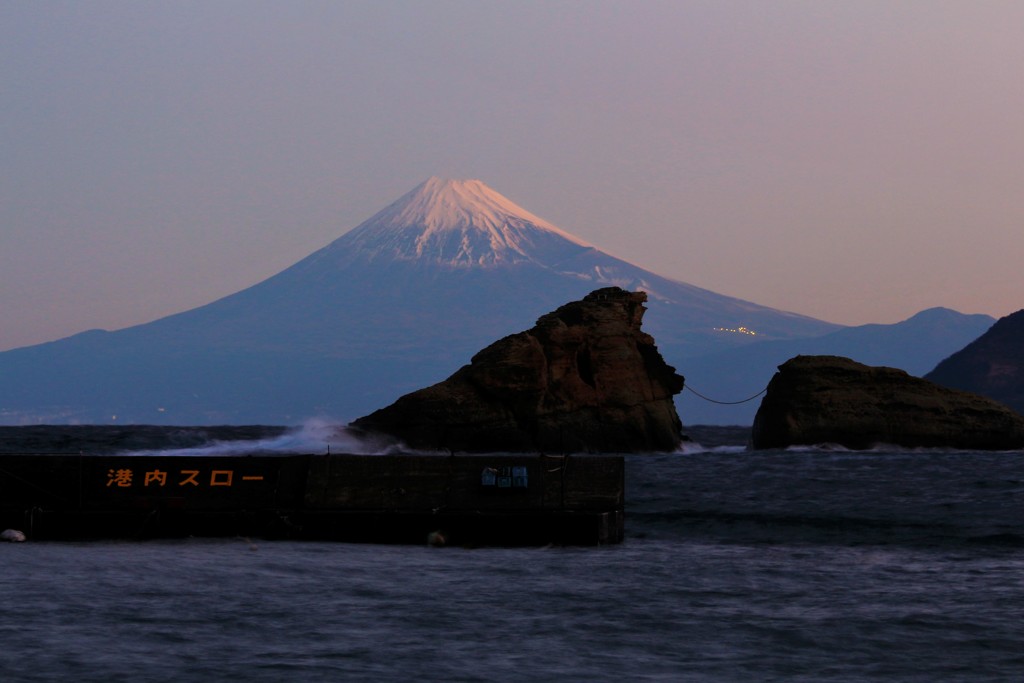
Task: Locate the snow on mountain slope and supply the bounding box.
[317,177,591,268]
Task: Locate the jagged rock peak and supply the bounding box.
[351,287,686,453]
[332,177,592,267]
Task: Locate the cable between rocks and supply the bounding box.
[683,383,768,405]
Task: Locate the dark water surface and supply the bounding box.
[2,426,1023,682]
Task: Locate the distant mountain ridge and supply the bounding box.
[0,177,990,426]
[677,307,996,426]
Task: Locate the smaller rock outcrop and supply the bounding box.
[751,355,1024,450]
[351,287,685,453]
[926,309,1024,415]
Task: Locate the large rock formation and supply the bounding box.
[926,309,1024,415]
[351,287,685,453]
[751,355,1024,450]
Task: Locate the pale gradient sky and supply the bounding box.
[3,1,1023,351]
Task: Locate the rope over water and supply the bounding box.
[683,383,769,405]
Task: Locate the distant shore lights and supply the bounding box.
[713,326,758,336]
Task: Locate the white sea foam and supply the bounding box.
[676,441,748,455]
[124,418,406,456]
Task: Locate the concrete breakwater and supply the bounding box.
[0,452,623,546]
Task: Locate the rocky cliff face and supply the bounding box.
[751,355,1024,450]
[926,309,1024,414]
[351,287,685,453]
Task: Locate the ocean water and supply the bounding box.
[2,426,1023,682]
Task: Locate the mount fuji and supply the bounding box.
[0,178,990,426]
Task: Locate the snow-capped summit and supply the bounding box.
[325,177,591,267]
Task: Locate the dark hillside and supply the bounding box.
[926,309,1024,414]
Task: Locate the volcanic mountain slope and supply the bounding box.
[150,177,837,359]
[1,177,846,425]
[926,309,1024,414]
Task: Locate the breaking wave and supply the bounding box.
[122,418,407,456]
[677,441,747,455]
